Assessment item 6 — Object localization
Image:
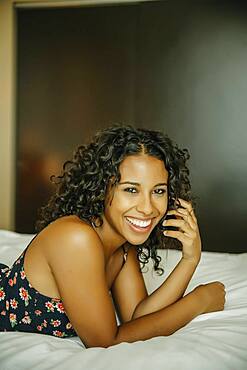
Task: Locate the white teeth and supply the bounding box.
[126,217,151,228]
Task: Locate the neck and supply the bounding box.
[92,216,126,263]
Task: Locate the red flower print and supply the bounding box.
[45,301,55,312]
[20,270,26,280]
[19,287,30,306]
[1,310,6,316]
[53,330,65,338]
[0,287,6,301]
[35,309,42,316]
[51,319,61,327]
[19,287,28,299]
[6,300,9,310]
[37,319,48,331]
[8,279,14,287]
[56,302,65,314]
[9,313,17,328]
[10,298,18,309]
[22,315,32,324]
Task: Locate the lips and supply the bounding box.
[126,217,152,227]
[125,216,153,233]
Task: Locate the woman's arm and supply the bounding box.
[113,281,225,345]
[113,199,202,321]
[133,199,202,317]
[116,289,202,344]
[132,257,199,319]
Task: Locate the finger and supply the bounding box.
[176,198,193,211]
[216,281,225,289]
[177,198,197,222]
[166,209,194,230]
[176,208,197,229]
[166,209,196,230]
[163,218,193,236]
[163,229,190,244]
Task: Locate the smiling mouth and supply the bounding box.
[125,216,153,232]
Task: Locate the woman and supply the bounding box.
[0,124,225,347]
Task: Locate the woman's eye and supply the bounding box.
[123,188,166,195]
[154,189,166,195]
[124,187,137,193]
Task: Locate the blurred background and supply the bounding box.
[1,0,247,252]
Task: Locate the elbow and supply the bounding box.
[83,328,120,349]
[84,340,114,349]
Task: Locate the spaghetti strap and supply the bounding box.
[122,245,128,267]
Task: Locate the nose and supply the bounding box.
[136,193,154,216]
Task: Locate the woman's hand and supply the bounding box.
[193,282,226,314]
[162,198,201,264]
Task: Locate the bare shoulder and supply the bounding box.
[37,215,105,265]
[34,216,118,347]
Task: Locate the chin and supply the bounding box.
[125,232,153,246]
[122,219,158,245]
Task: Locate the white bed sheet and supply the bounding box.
[0,230,247,370]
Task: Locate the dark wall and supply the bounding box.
[16,5,137,233]
[135,1,247,253]
[16,1,247,252]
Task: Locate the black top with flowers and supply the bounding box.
[0,246,77,338]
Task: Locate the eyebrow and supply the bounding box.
[119,181,167,187]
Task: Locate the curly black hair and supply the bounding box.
[36,124,193,275]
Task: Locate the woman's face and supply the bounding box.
[102,154,169,246]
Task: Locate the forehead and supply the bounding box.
[119,154,168,182]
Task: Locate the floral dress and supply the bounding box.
[0,244,77,338]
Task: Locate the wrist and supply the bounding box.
[181,255,201,266]
[192,285,207,314]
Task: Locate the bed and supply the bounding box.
[0,229,247,370]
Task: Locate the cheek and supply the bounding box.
[114,192,134,208]
[155,196,168,215]
[106,193,132,217]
